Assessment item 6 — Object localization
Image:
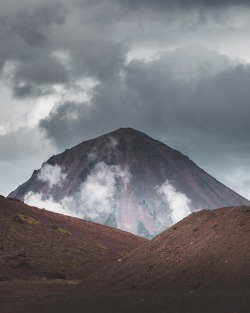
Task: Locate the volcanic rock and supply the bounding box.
[9,128,250,238]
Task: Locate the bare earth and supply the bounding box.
[0,281,249,313]
[1,205,249,312]
[0,196,145,281]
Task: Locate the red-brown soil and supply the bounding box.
[0,196,146,281]
[76,206,250,293]
[1,205,250,312]
[1,286,250,313]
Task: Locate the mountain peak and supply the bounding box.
[113,127,139,132]
[111,127,145,134]
[103,127,153,140]
[9,129,250,238]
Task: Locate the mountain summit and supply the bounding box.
[9,128,249,238]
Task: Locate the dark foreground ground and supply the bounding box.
[1,280,250,313]
[1,206,250,313]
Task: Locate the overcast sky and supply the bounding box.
[1,0,250,200]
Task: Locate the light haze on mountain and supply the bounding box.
[9,128,249,238]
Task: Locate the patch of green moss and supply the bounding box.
[17,214,40,225]
[57,227,71,236]
[96,243,108,250]
[117,251,128,257]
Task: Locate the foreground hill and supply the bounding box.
[9,128,250,238]
[0,196,146,280]
[2,206,249,313]
[76,205,250,292]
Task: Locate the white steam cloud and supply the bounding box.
[37,164,66,187]
[156,180,192,224]
[24,162,131,223]
[24,192,76,217]
[88,147,97,161]
[79,162,131,220]
[87,136,119,162]
[23,141,192,236]
[107,136,118,149]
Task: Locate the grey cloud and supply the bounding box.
[12,82,52,98]
[0,127,54,160]
[0,0,128,98]
[0,1,68,97]
[39,45,250,201]
[11,81,58,98]
[0,126,56,196]
[39,46,250,180]
[1,0,250,199]
[40,102,90,147]
[0,0,250,100]
[4,1,65,47]
[14,54,69,86]
[68,39,127,81]
[125,0,250,6]
[12,84,35,98]
[0,2,66,62]
[80,0,250,9]
[184,64,250,140]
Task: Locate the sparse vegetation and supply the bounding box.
[15,214,40,225]
[57,227,71,236]
[117,251,128,257]
[96,243,108,250]
[1,196,146,285]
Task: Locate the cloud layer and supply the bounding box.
[38,46,250,200]
[41,45,246,147]
[0,0,249,202]
[24,168,194,236]
[37,164,66,187]
[25,162,131,225]
[156,180,193,224]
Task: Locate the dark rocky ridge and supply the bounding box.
[9,128,250,238]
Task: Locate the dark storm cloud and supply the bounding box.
[0,1,68,96]
[124,0,250,7]
[0,0,129,98]
[0,1,66,63]
[11,56,69,97]
[39,45,250,202]
[80,0,250,9]
[8,4,64,47]
[68,39,127,81]
[0,0,249,99]
[40,46,250,151]
[12,83,38,98]
[16,54,68,87]
[185,65,250,138]
[0,0,250,199]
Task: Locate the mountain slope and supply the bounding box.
[2,206,250,313]
[9,128,250,238]
[75,205,250,293]
[0,196,146,280]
